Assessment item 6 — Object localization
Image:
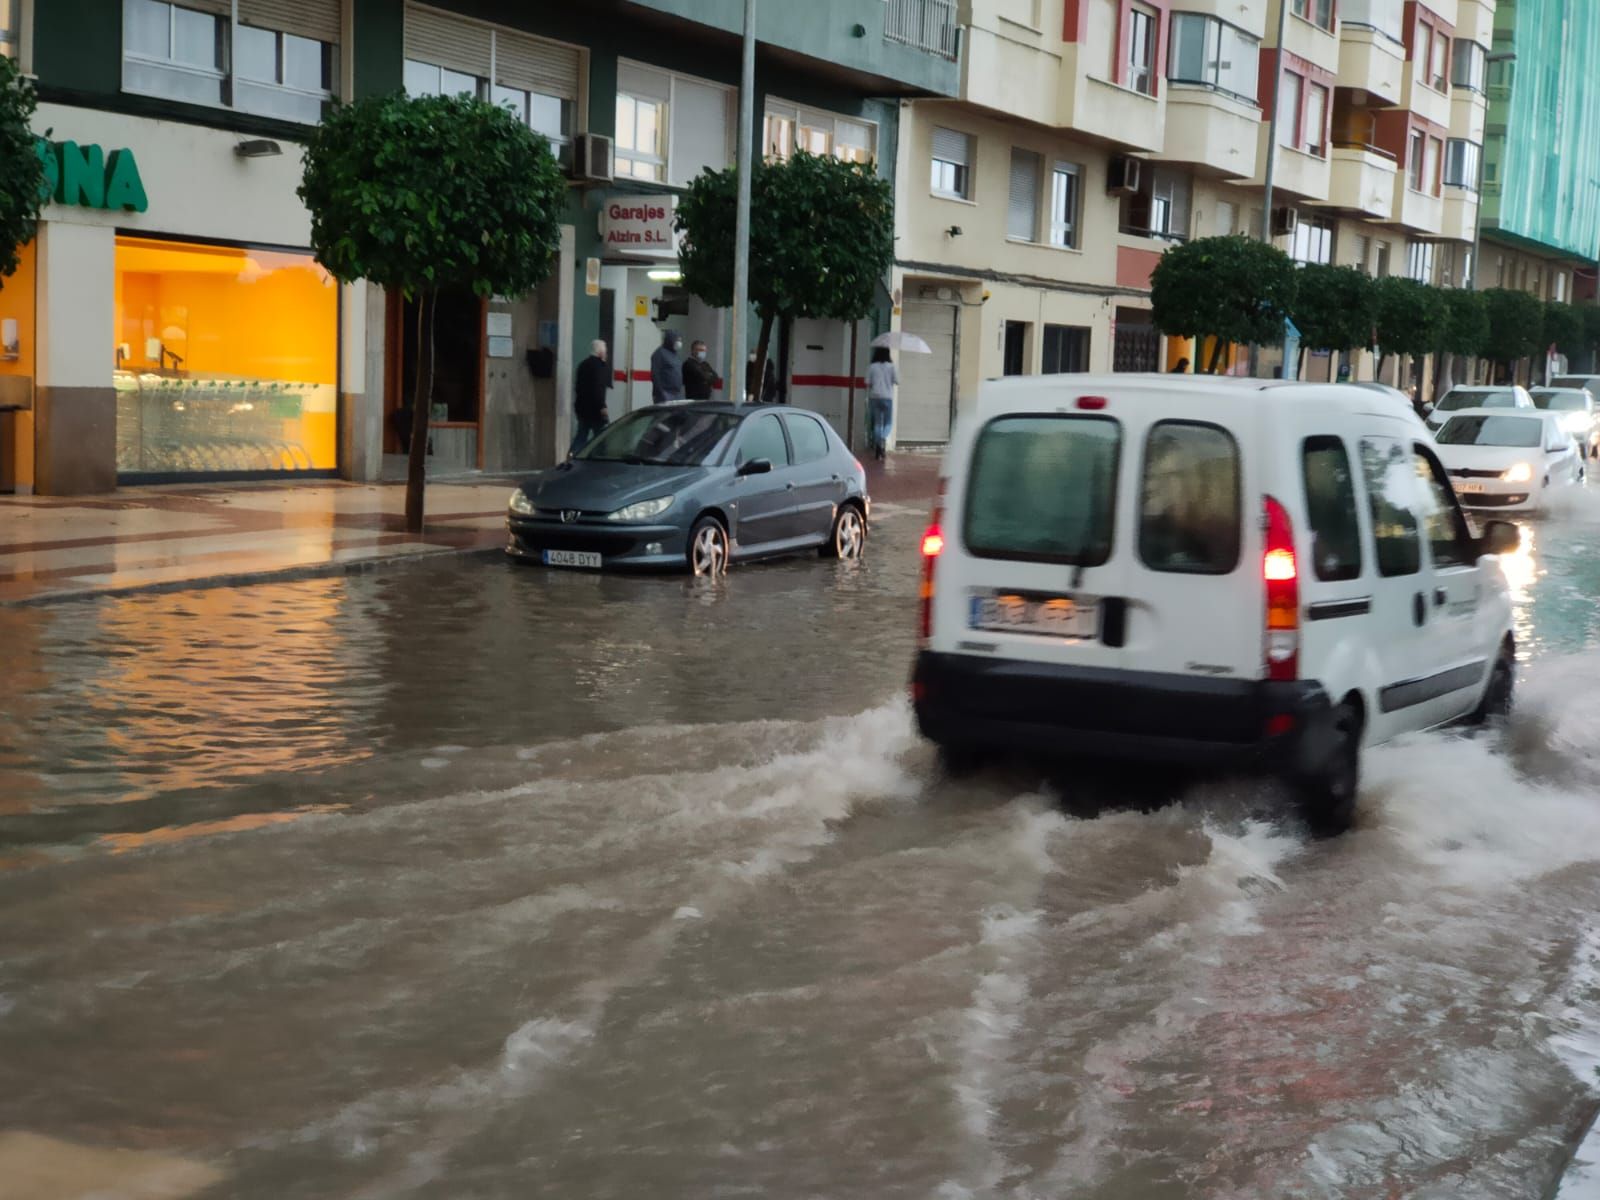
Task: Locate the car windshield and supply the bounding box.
[1438,389,1518,411]
[1436,415,1544,448]
[1531,390,1588,412]
[580,408,740,466]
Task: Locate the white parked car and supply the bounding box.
[1530,386,1600,459]
[912,375,1519,834]
[1426,384,1534,430]
[1433,408,1586,511]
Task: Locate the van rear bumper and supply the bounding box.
[912,651,1335,775]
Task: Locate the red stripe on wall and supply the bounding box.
[791,374,869,389]
[612,371,724,389]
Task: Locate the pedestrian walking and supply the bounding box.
[571,339,611,455]
[682,339,721,401]
[865,345,898,461]
[1170,357,1190,374]
[743,353,779,404]
[651,329,686,404]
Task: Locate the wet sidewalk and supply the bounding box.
[0,480,514,605]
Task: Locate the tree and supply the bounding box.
[299,92,565,531]
[1481,287,1545,377]
[1436,288,1489,358]
[0,55,44,283]
[1289,264,1374,375]
[1371,277,1445,376]
[1582,305,1600,372]
[1542,300,1585,360]
[1149,236,1297,373]
[676,150,893,398]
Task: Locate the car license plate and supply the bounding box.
[542,550,601,569]
[969,591,1099,640]
[1458,483,1487,494]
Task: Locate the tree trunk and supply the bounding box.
[1296,345,1307,380]
[751,310,776,402]
[404,289,436,534]
[1205,335,1227,374]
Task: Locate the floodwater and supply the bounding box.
[3,494,1600,1198]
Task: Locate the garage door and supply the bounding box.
[898,301,958,444]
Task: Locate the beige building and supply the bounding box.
[889,0,1499,444]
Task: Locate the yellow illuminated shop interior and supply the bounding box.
[113,236,337,475]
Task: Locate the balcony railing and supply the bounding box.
[884,0,961,61]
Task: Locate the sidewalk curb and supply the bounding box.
[0,543,507,609]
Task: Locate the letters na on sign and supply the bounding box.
[35,139,149,213]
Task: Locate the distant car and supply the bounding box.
[1530,386,1600,459]
[506,403,870,575]
[1433,408,1586,511]
[1426,384,1534,430]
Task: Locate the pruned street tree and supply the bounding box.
[0,54,44,283]
[1372,277,1445,382]
[1434,287,1489,392]
[299,92,565,531]
[1482,287,1546,381]
[1289,264,1374,377]
[1543,300,1585,364]
[676,150,894,401]
[1149,236,1297,374]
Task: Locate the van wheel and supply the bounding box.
[1468,646,1515,726]
[1297,702,1361,836]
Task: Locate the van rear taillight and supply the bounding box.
[1263,495,1299,682]
[919,484,946,643]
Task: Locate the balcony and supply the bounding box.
[1441,187,1478,242]
[1319,143,1397,218]
[1253,134,1330,201]
[1278,6,1341,76]
[1160,86,1260,179]
[1450,88,1487,141]
[961,20,1057,126]
[1400,59,1451,129]
[885,0,961,61]
[1057,59,1164,154]
[1393,176,1444,234]
[1455,0,1495,47]
[1337,24,1405,106]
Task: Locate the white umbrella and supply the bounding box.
[870,330,932,354]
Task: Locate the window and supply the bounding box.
[1354,234,1372,273]
[1139,422,1241,574]
[1121,166,1192,239]
[738,413,790,467]
[1292,0,1335,32]
[1412,449,1473,568]
[963,416,1121,565]
[1278,72,1303,148]
[1291,215,1335,265]
[786,414,831,465]
[113,236,338,475]
[1430,31,1449,90]
[123,0,227,106]
[1167,14,1259,102]
[1407,129,1425,190]
[1128,5,1157,95]
[1008,148,1041,241]
[764,101,876,165]
[1425,136,1442,193]
[1042,325,1091,374]
[1375,241,1391,277]
[236,25,334,121]
[1003,321,1030,376]
[615,92,665,181]
[1340,0,1403,40]
[1305,84,1329,157]
[931,127,973,199]
[763,112,794,161]
[1406,240,1436,282]
[1047,163,1082,249]
[615,63,731,187]
[0,0,18,59]
[1215,199,1237,237]
[1452,40,1487,91]
[404,60,477,98]
[1302,437,1363,582]
[1444,139,1481,190]
[1359,437,1421,577]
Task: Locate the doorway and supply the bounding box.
[1003,320,1029,376]
[385,287,486,471]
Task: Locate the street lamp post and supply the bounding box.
[1251,0,1292,378]
[729,0,757,400]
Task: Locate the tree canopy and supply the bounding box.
[1150,236,1297,372]
[1290,264,1374,354]
[1481,287,1547,365]
[1436,287,1489,358]
[1371,276,1445,362]
[1542,300,1585,359]
[0,55,43,283]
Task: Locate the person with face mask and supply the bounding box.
[682,339,722,401]
[650,328,686,404]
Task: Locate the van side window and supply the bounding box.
[1412,445,1475,569]
[963,415,1120,565]
[1358,436,1421,577]
[1301,436,1362,582]
[1138,421,1241,574]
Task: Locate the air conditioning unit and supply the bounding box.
[1106,155,1143,196]
[1270,206,1299,237]
[572,133,614,183]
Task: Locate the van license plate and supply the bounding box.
[969,592,1099,640]
[543,550,602,568]
[1458,483,1487,494]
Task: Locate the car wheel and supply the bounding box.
[1296,702,1361,837]
[1468,645,1515,727]
[823,504,866,560]
[687,516,729,577]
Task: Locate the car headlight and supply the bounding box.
[508,489,536,516]
[607,495,674,522]
[1562,412,1590,434]
[1503,462,1533,483]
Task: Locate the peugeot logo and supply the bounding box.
[560,509,580,524]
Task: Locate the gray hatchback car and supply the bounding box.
[506,403,871,574]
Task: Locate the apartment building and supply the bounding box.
[891,0,1500,443]
[0,0,958,494]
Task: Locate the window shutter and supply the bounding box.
[494,28,580,101]
[931,126,969,165]
[1008,149,1039,240]
[238,0,340,42]
[180,0,232,16]
[405,3,491,78]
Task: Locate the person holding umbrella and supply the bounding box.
[865,346,898,461]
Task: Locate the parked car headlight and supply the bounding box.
[1503,462,1534,483]
[608,495,674,522]
[508,490,536,515]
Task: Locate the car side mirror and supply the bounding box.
[1479,519,1520,557]
[737,457,773,477]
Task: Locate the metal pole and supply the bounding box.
[729,0,757,400]
[1251,0,1291,378]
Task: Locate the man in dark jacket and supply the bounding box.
[682,339,721,400]
[650,328,685,403]
[572,339,611,455]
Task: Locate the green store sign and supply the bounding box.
[34,139,149,213]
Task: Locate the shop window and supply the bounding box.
[113,237,338,477]
[931,126,973,199]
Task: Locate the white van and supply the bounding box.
[912,375,1520,832]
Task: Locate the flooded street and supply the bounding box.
[4,496,1600,1198]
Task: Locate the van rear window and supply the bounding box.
[962,415,1120,565]
[1139,421,1241,574]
